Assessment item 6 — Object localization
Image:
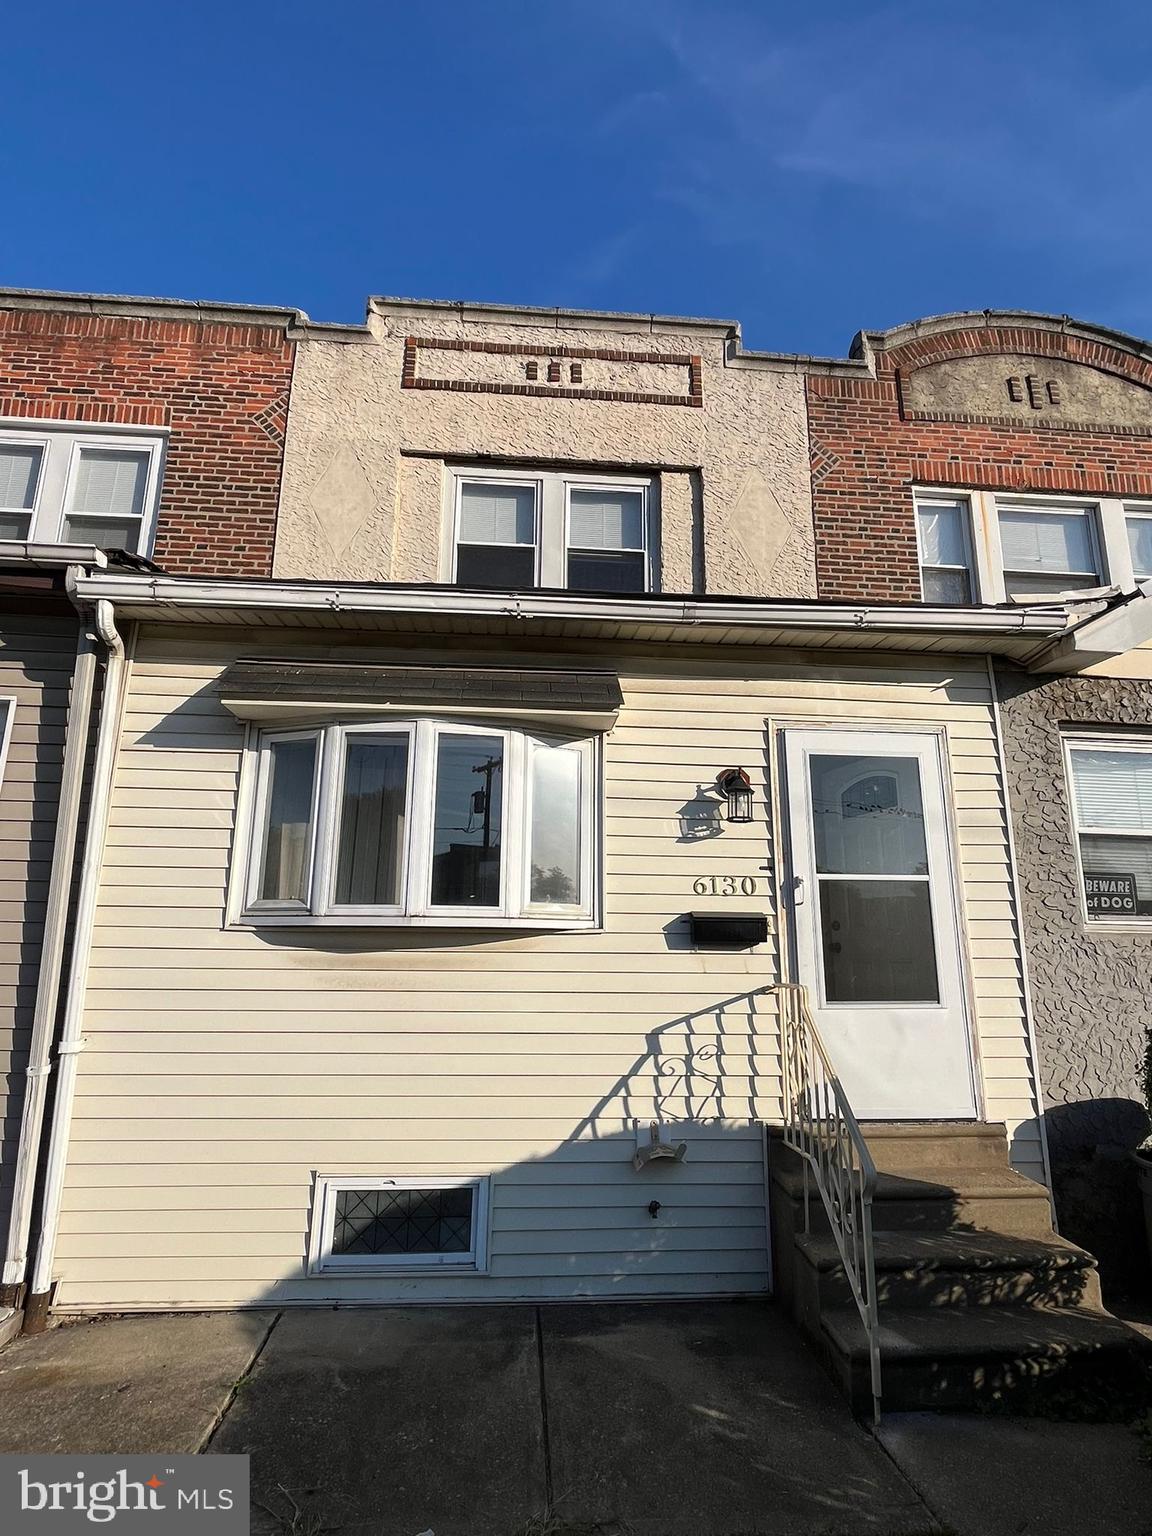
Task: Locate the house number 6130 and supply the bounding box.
[692,876,758,896]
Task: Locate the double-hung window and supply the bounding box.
[996,503,1102,598]
[1065,737,1152,923]
[1126,505,1152,582]
[916,497,976,603]
[0,425,164,553]
[449,466,655,592]
[242,718,597,926]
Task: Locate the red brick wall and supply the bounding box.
[0,308,294,576]
[807,325,1152,602]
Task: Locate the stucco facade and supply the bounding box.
[995,667,1152,1290]
[273,301,819,598]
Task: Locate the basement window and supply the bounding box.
[307,1176,490,1273]
[240,717,598,927]
[1065,736,1152,923]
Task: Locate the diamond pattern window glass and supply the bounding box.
[333,1186,474,1256]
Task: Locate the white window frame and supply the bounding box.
[0,698,15,791]
[443,464,658,592]
[1062,731,1152,928]
[1124,501,1152,582]
[307,1174,491,1275]
[913,486,1143,603]
[913,494,978,604]
[234,716,600,929]
[0,419,166,555]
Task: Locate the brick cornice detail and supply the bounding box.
[880,326,1152,390]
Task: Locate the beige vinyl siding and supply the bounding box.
[50,626,1043,1310]
[0,611,77,1236]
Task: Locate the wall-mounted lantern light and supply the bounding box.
[715,767,753,823]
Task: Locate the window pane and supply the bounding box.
[568,488,644,550]
[998,508,1098,579]
[458,483,536,545]
[922,566,972,604]
[1127,516,1152,580]
[335,736,409,906]
[567,550,647,592]
[1070,748,1152,832]
[71,449,148,519]
[431,733,503,907]
[1004,569,1099,598]
[1079,834,1152,917]
[333,1186,473,1256]
[820,880,940,1003]
[810,754,929,875]
[0,444,42,510]
[61,514,142,552]
[0,512,32,540]
[530,744,581,905]
[455,542,536,587]
[917,501,968,567]
[258,738,317,902]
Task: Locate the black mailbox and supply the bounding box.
[688,912,769,949]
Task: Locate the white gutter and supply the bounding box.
[24,599,129,1328]
[0,541,107,569]
[70,571,1074,638]
[0,621,99,1293]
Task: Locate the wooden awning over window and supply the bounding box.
[214,660,623,730]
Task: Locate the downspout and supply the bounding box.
[0,614,99,1304]
[23,598,128,1332]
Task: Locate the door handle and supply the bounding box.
[791,875,805,906]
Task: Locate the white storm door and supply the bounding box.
[783,728,977,1120]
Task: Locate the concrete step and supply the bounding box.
[771,1161,1056,1238]
[820,1302,1152,1418]
[795,1230,1101,1311]
[860,1121,1011,1177]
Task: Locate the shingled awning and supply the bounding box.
[214,660,623,729]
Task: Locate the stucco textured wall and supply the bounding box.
[995,667,1152,1288]
[274,307,816,597]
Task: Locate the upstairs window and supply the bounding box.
[997,504,1102,598]
[242,718,597,927]
[0,426,164,553]
[916,497,975,603]
[1065,738,1152,923]
[448,466,656,593]
[1126,507,1152,582]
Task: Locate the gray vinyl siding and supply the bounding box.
[50,625,1042,1310]
[0,612,76,1237]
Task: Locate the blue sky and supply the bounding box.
[4,0,1151,354]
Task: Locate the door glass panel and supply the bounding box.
[820,880,940,1003]
[810,754,929,875]
[430,733,503,907]
[334,735,409,906]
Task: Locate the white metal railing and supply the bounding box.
[777,982,882,1423]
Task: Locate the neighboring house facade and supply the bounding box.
[0,289,300,1328]
[805,311,1152,1289]
[21,297,1109,1323]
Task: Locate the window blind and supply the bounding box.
[568,489,644,550]
[0,444,42,510]
[72,449,148,519]
[1070,747,1152,832]
[1127,517,1152,579]
[999,508,1096,574]
[458,483,535,545]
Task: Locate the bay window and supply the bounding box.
[1065,737,1152,923]
[448,465,656,593]
[242,718,597,926]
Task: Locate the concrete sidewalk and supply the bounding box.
[0,1301,1147,1535]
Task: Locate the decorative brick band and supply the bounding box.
[402,336,704,407]
[911,458,1152,497]
[904,408,1152,438]
[0,395,168,427]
